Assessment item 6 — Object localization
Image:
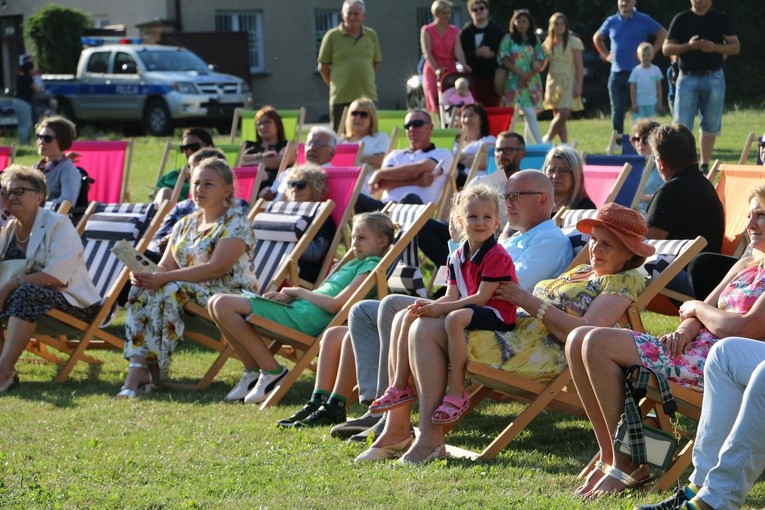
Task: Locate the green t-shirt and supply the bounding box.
[318,24,382,105]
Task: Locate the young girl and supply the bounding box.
[370,185,517,424]
[208,212,396,404]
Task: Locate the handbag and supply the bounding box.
[493,66,508,96]
[613,365,679,471]
[0,259,28,286]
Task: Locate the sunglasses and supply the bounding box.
[495,146,523,154]
[256,118,274,127]
[630,136,649,145]
[180,142,202,153]
[0,187,39,198]
[471,5,486,12]
[287,180,308,190]
[36,134,55,143]
[404,119,430,130]
[504,191,543,203]
[545,165,572,176]
[350,110,369,119]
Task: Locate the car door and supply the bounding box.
[109,51,143,120]
[80,50,113,118]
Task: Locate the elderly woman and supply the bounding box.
[568,186,765,497]
[118,158,258,398]
[543,144,594,216]
[421,0,471,115]
[0,166,100,393]
[240,106,292,190]
[356,202,651,464]
[33,116,80,205]
[282,164,337,285]
[340,97,389,169]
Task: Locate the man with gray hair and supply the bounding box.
[319,0,382,131]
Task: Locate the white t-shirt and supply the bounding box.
[378,145,454,205]
[359,131,389,156]
[628,64,663,107]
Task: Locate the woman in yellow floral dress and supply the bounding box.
[118,158,257,398]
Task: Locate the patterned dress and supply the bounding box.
[467,264,645,383]
[633,264,765,391]
[497,35,545,109]
[124,207,257,369]
[543,35,584,112]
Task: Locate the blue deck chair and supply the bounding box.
[520,143,553,170]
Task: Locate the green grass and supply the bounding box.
[2,111,765,508]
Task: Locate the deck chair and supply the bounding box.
[0,144,16,170]
[233,165,268,205]
[27,200,170,379]
[584,155,649,208]
[582,162,632,209]
[376,110,408,142]
[67,140,133,203]
[43,200,73,216]
[229,107,305,143]
[154,141,244,191]
[393,128,461,151]
[295,142,364,166]
[606,130,638,156]
[485,106,515,137]
[434,139,464,221]
[707,162,765,257]
[248,201,435,408]
[448,235,707,462]
[736,132,756,165]
[520,143,553,170]
[463,143,492,186]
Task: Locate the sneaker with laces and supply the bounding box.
[292,404,346,428]
[633,485,692,510]
[277,401,320,427]
[244,367,288,404]
[224,370,260,402]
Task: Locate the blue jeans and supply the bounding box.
[690,338,765,510]
[11,98,32,145]
[674,69,725,136]
[608,71,631,134]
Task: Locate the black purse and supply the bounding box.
[613,365,679,471]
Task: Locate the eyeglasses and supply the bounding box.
[495,146,523,155]
[758,140,765,148]
[350,110,369,119]
[36,134,55,143]
[630,136,649,145]
[0,187,39,198]
[287,180,308,190]
[180,143,202,153]
[306,139,329,149]
[544,166,573,176]
[256,118,274,127]
[471,5,486,12]
[404,119,430,130]
[504,191,543,203]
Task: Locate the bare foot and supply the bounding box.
[399,439,446,465]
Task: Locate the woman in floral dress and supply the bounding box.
[498,9,545,144]
[118,158,257,398]
[568,186,765,497]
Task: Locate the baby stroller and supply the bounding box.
[437,71,473,128]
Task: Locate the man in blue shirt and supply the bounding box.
[594,0,666,146]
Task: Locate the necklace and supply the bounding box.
[14,229,30,244]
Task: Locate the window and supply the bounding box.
[215,10,264,73]
[91,15,110,29]
[114,52,137,74]
[315,8,340,56]
[86,52,110,74]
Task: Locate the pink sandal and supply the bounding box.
[369,385,415,412]
[431,391,470,424]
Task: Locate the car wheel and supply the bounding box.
[144,100,173,136]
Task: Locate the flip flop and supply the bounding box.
[431,391,470,425]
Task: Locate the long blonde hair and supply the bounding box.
[543,12,569,55]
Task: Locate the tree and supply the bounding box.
[24,5,90,74]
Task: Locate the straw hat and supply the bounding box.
[576,203,655,258]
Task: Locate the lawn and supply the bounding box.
[1,110,764,509]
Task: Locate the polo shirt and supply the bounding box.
[597,9,663,72]
[380,143,454,205]
[502,219,573,291]
[318,24,382,105]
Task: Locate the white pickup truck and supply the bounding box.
[43,41,252,135]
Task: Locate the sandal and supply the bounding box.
[369,385,415,413]
[575,460,608,495]
[115,362,153,399]
[587,464,654,498]
[431,391,470,425]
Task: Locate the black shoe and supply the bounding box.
[348,414,386,442]
[633,486,690,510]
[292,404,346,428]
[330,410,382,439]
[277,401,320,427]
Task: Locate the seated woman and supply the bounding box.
[240,106,293,191]
[154,127,214,201]
[33,116,81,205]
[209,212,395,405]
[567,186,765,497]
[356,203,651,464]
[542,144,594,217]
[455,103,496,186]
[339,97,389,169]
[629,119,661,213]
[281,164,337,285]
[0,165,101,393]
[118,158,258,398]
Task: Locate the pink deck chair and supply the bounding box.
[582,163,631,209]
[233,165,266,205]
[296,143,362,166]
[67,140,133,203]
[0,145,15,171]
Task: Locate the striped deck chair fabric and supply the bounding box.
[385,203,428,297]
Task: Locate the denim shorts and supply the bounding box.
[673,69,725,136]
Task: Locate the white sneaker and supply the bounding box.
[244,367,288,404]
[224,370,260,402]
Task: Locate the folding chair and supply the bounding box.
[707,162,765,257]
[606,130,638,156]
[28,200,171,380]
[233,165,267,205]
[584,155,650,209]
[67,140,133,203]
[485,106,515,137]
[296,142,364,166]
[155,141,244,188]
[229,107,305,144]
[520,143,553,171]
[0,144,16,170]
[582,162,632,209]
[737,132,756,165]
[248,201,435,408]
[463,143,491,186]
[434,140,464,221]
[376,110,408,142]
[393,128,461,151]
[43,200,72,216]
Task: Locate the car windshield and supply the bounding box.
[137,49,209,72]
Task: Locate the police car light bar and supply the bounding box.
[81,36,144,47]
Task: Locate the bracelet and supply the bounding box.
[17,274,24,286]
[535,302,550,321]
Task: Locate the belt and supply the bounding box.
[681,68,721,77]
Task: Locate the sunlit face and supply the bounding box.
[181,134,207,162]
[460,108,480,132]
[460,198,500,245]
[630,133,652,156]
[191,166,231,209]
[588,226,633,276]
[495,136,525,172]
[351,222,388,260]
[758,141,765,165]
[305,132,334,165]
[404,112,433,150]
[286,173,317,202]
[544,157,574,198]
[342,3,366,31]
[552,17,567,36]
[4,178,44,216]
[504,175,542,232]
[638,46,654,66]
[469,2,488,24]
[747,197,765,252]
[349,103,372,136]
[435,7,452,23]
[256,115,277,141]
[36,127,62,159]
[618,0,636,17]
[513,15,530,36]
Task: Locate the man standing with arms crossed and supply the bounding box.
[318,0,382,132]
